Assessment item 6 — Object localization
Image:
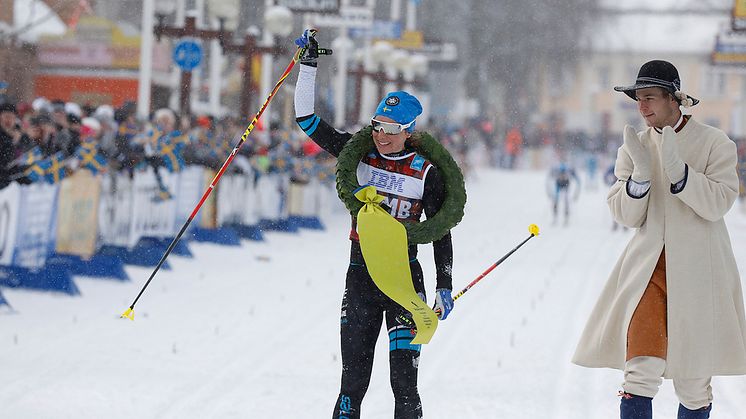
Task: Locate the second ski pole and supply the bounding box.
[398,224,540,325]
[450,223,540,303]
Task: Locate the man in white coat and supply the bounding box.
[572,60,746,419]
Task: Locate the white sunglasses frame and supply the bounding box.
[370,118,413,135]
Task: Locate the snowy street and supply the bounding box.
[1,167,745,418]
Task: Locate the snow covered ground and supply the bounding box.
[1,167,745,418]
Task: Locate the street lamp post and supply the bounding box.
[359,41,394,122]
[386,49,409,93]
[348,61,388,125]
[410,53,429,125]
[220,29,286,118]
[349,51,397,125]
[137,0,156,119]
[332,35,354,128]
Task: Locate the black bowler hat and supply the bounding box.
[614,60,699,106]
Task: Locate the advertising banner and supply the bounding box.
[242,172,258,226]
[12,183,59,269]
[129,168,177,247]
[288,181,307,217]
[735,0,746,31]
[199,170,217,229]
[275,0,339,13]
[55,171,101,258]
[173,166,205,230]
[257,174,286,220]
[712,32,746,65]
[98,174,133,247]
[0,183,21,266]
[302,179,321,216]
[217,174,255,226]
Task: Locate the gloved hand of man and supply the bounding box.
[294,29,320,67]
[622,125,652,182]
[434,288,454,320]
[660,126,686,184]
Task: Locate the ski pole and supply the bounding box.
[120,36,316,321]
[398,224,540,325]
[449,223,540,303]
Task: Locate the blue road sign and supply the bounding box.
[173,39,203,71]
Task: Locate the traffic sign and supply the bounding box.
[276,0,339,13]
[349,20,402,39]
[308,6,373,28]
[173,39,203,71]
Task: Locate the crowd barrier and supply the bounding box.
[0,165,336,306]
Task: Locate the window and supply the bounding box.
[598,66,610,89]
[702,67,726,98]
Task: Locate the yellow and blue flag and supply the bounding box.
[74,142,107,175]
[17,146,43,166]
[158,135,186,172]
[25,151,67,184]
[117,122,139,142]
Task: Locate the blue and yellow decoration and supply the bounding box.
[18,146,43,166]
[25,151,68,184]
[75,142,107,175]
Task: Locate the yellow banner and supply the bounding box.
[200,169,218,229]
[736,0,746,17]
[354,186,438,344]
[380,30,424,50]
[55,170,101,258]
[288,182,305,216]
[712,51,746,64]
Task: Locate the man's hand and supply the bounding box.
[622,125,652,182]
[660,126,686,184]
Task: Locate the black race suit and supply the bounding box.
[296,113,453,419]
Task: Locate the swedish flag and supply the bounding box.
[25,152,67,184]
[75,142,108,175]
[170,130,191,145]
[158,138,186,172]
[117,122,139,142]
[25,159,46,183]
[17,146,43,166]
[148,127,164,144]
[45,152,68,183]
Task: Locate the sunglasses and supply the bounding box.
[370,118,413,135]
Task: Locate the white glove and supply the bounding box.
[660,126,686,184]
[623,125,651,182]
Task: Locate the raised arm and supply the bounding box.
[293,30,350,157]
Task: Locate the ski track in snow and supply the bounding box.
[1,168,745,418]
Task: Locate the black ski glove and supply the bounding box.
[294,29,332,67]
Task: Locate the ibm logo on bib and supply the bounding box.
[368,170,406,193]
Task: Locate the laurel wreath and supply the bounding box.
[335,126,467,244]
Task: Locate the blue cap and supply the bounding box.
[375,91,422,132]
